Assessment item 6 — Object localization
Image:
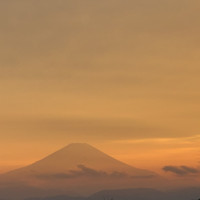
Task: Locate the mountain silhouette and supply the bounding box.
[5,143,155,177]
[0,143,164,199]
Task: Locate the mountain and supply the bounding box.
[0,143,164,199]
[5,143,155,176]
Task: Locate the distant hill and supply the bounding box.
[25,187,200,200]
[26,195,85,200]
[88,188,166,200]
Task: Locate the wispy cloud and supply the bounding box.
[162,165,199,176]
[113,135,200,144]
[36,165,154,180]
[0,117,161,141]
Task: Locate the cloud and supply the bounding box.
[162,165,199,176]
[70,164,108,177]
[36,165,154,180]
[0,117,161,141]
[180,166,199,174]
[37,164,127,180]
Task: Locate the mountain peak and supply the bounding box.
[51,143,104,157]
[63,143,95,150]
[67,143,91,147]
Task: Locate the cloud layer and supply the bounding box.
[36,165,154,180]
[162,165,199,176]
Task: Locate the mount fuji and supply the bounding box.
[0,143,164,199]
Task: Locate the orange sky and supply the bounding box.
[0,0,200,177]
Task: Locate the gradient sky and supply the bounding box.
[0,0,200,176]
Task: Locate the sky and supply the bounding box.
[0,0,200,176]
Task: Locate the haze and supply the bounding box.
[0,0,200,180]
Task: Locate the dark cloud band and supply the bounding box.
[162,165,199,176]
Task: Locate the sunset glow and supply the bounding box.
[0,1,200,200]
